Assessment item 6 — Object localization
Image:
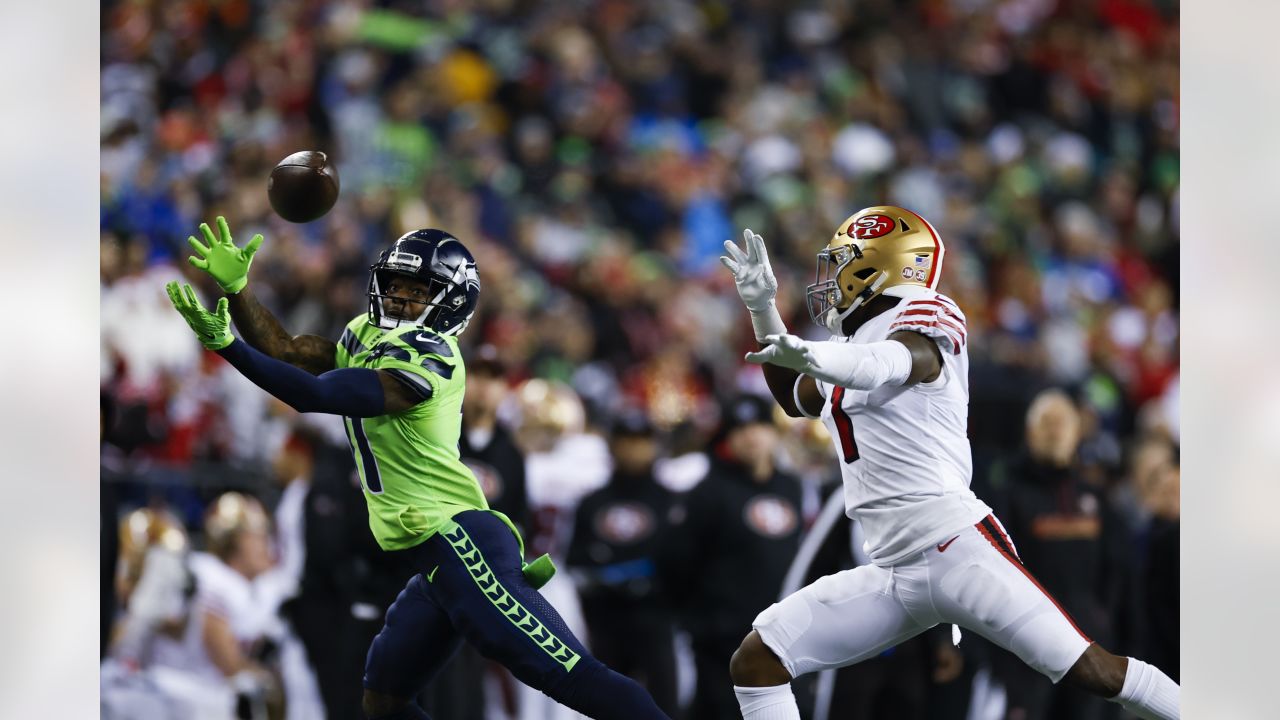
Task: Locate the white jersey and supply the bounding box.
[808,286,990,566]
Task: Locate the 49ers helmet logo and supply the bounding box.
[847,214,896,240]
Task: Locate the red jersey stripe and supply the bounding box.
[890,320,964,353]
[906,300,967,324]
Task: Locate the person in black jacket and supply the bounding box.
[459,344,530,533]
[1142,464,1179,683]
[567,410,679,715]
[987,389,1131,720]
[659,394,804,720]
[287,434,412,720]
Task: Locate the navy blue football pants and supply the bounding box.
[363,510,669,719]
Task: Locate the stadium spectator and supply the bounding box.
[659,394,803,719]
[986,389,1132,720]
[568,410,679,715]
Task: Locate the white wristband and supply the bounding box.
[792,375,820,418]
[804,339,913,391]
[749,303,788,342]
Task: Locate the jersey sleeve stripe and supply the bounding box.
[889,320,964,354]
[340,328,367,357]
[904,303,967,335]
[906,300,967,324]
[935,315,966,340]
[385,368,435,402]
[893,310,967,340]
[931,294,961,311]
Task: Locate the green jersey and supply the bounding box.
[334,316,488,550]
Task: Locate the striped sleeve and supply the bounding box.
[887,294,967,355]
[339,326,367,358]
[383,367,435,403]
[334,321,368,369]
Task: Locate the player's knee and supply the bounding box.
[729,631,791,687]
[1063,644,1127,698]
[362,688,407,719]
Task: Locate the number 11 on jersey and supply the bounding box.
[345,416,384,493]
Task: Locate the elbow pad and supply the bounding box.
[804,339,913,391]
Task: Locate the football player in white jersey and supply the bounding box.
[719,206,1180,720]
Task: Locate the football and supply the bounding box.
[267,151,340,223]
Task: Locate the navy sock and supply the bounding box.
[368,703,430,720]
[551,659,671,720]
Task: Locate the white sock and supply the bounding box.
[1111,657,1180,720]
[734,684,801,720]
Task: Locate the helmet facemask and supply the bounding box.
[366,238,479,335]
[805,242,889,334]
[369,270,455,331]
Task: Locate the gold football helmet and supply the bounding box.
[805,205,946,333]
[513,379,585,453]
[203,492,270,560]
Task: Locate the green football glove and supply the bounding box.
[186,216,263,294]
[166,281,235,350]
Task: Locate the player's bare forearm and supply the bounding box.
[226,286,336,374]
[762,362,803,416]
[763,353,824,418]
[889,330,943,385]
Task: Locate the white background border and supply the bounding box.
[0,0,1266,715]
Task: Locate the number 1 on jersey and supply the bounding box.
[830,387,860,463]
[345,416,383,493]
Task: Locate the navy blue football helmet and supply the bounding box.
[367,229,480,335]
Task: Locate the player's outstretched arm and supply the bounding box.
[226,286,336,375]
[185,216,336,374]
[165,282,424,416]
[745,331,942,390]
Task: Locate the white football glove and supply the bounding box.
[744,334,814,372]
[721,229,788,341]
[720,228,778,313]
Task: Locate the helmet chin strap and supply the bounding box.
[823,271,888,334]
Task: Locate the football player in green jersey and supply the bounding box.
[166,218,670,720]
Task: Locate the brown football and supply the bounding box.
[267,151,340,223]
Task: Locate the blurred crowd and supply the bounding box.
[100,0,1179,718]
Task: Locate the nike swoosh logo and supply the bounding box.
[936,536,960,553]
[426,566,439,582]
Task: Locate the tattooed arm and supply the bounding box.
[226,286,337,375]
